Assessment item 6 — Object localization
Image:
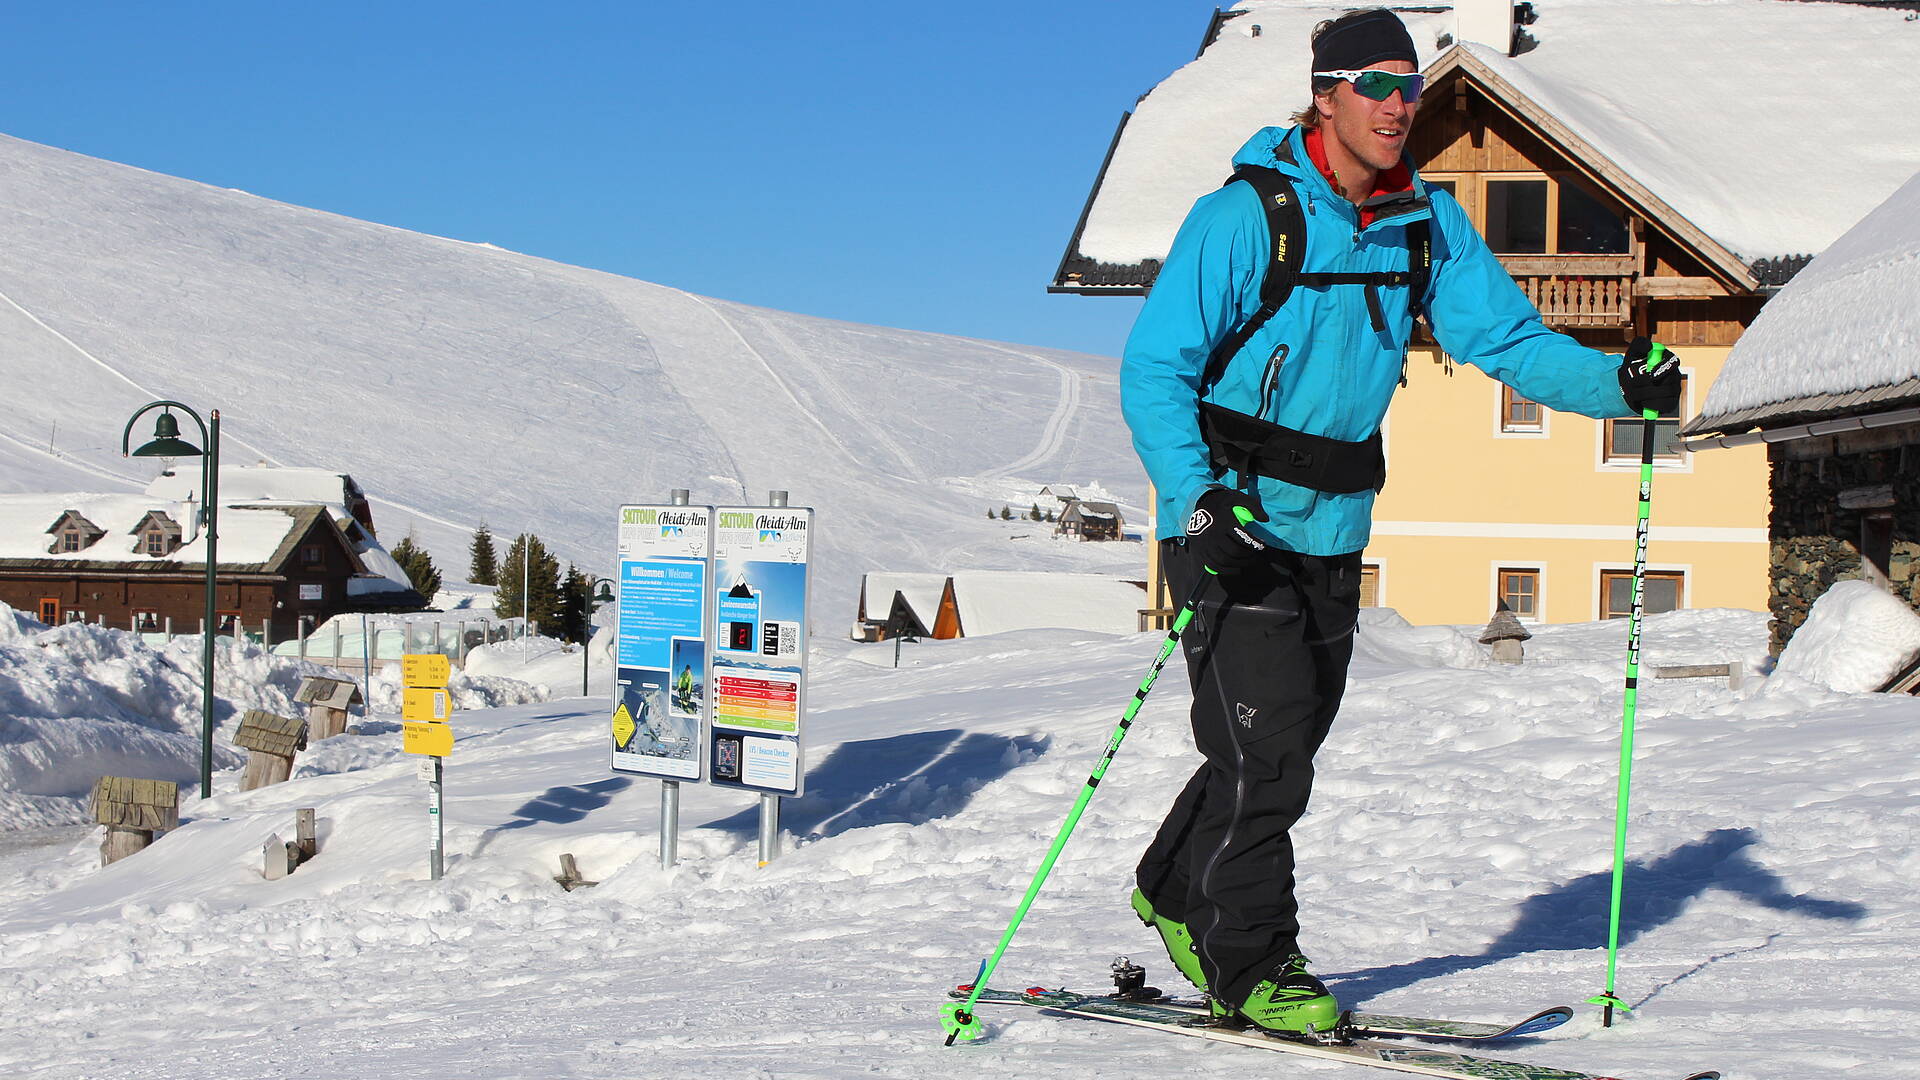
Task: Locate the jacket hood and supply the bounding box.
[1231,126,1313,182]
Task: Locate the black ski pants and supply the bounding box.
[1136,538,1361,1007]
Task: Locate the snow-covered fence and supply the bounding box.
[276,615,532,674]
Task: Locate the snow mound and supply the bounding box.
[1352,609,1486,669]
[1774,580,1920,693]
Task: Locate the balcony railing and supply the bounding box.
[1498,254,1637,329]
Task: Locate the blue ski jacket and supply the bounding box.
[1121,125,1634,553]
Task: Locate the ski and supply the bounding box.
[955,985,1570,1044]
[952,987,1718,1080]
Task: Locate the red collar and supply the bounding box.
[1304,127,1412,227]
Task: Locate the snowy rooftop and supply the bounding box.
[950,571,1145,637]
[860,572,949,626]
[1690,168,1920,431]
[145,465,356,514]
[1078,0,1920,269]
[0,493,316,567]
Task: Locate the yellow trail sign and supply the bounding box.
[611,702,636,750]
[402,653,452,688]
[403,686,450,722]
[403,721,453,757]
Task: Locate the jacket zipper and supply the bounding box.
[1258,343,1288,418]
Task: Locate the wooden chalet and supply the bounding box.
[0,495,426,641]
[1682,170,1920,654]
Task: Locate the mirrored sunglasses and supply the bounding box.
[1313,69,1425,103]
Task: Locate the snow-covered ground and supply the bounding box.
[4,604,1915,1079]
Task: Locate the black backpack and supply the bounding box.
[1197,165,1433,396]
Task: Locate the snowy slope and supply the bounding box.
[0,131,1143,619]
[4,608,1917,1079]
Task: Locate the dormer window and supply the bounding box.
[130,510,184,558]
[46,510,105,554]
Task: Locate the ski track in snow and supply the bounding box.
[679,290,884,480]
[976,344,1082,481]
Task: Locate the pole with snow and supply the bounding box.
[660,488,691,870]
[1589,343,1671,1027]
[758,490,787,868]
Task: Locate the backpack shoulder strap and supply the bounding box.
[1405,217,1431,323]
[1198,165,1306,397]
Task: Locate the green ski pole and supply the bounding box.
[940,514,1244,1045]
[1586,342,1669,1028]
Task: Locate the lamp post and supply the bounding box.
[122,402,219,799]
[582,577,615,696]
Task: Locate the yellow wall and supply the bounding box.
[1364,345,1769,625]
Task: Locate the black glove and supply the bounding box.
[1184,486,1270,576]
[1617,337,1681,416]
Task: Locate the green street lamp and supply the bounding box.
[583,576,615,696]
[122,402,220,800]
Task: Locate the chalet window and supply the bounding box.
[1501,385,1543,433]
[1425,178,1457,199]
[1359,563,1381,608]
[1486,179,1549,253]
[300,544,324,566]
[60,530,82,552]
[1600,569,1684,620]
[1497,567,1541,619]
[1557,180,1629,255]
[38,598,60,624]
[132,609,160,632]
[144,531,170,556]
[216,611,242,636]
[1605,375,1688,463]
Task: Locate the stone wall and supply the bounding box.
[1768,440,1920,656]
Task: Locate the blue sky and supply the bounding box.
[0,2,1237,358]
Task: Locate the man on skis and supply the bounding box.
[1120,7,1679,1036]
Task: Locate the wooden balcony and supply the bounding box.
[1498,254,1637,329]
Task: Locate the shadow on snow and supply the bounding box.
[1330,826,1867,1005]
[702,728,1049,841]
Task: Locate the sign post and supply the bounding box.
[610,492,713,870]
[709,491,812,867]
[401,653,454,880]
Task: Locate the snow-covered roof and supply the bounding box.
[1690,168,1920,432]
[145,465,356,515]
[0,493,320,567]
[1076,0,1920,271]
[949,571,1145,637]
[861,572,948,625]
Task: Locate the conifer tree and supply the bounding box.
[1030,502,1043,521]
[558,564,591,644]
[493,533,563,631]
[389,533,443,602]
[469,522,499,586]
[1000,505,1012,520]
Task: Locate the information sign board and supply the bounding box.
[402,653,451,688]
[708,506,811,796]
[611,504,713,781]
[403,721,454,757]
[402,686,451,721]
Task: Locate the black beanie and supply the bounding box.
[1312,9,1418,73]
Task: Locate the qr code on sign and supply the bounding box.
[777,622,798,657]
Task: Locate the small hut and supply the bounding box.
[295,675,363,740]
[89,777,179,866]
[1480,604,1533,663]
[234,710,309,791]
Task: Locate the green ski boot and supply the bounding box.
[1129,888,1208,993]
[1233,954,1341,1036]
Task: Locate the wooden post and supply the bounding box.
[296,675,361,740]
[295,808,316,861]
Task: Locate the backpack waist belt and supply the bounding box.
[1199,401,1385,496]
